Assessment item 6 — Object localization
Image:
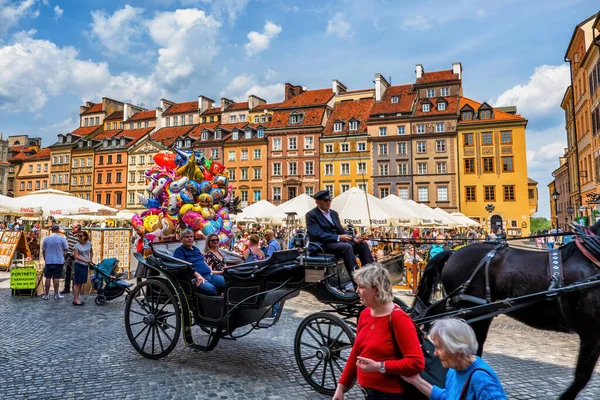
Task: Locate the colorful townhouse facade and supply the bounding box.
[457,97,532,236]
[6,135,40,197]
[15,148,50,196]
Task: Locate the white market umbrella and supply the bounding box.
[271,194,316,226]
[232,200,277,222]
[410,201,456,228]
[381,195,420,226]
[115,210,137,221]
[330,187,393,227]
[55,214,107,222]
[0,194,41,215]
[434,208,467,227]
[451,212,481,228]
[402,200,447,227]
[3,189,117,217]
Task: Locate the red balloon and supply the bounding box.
[154,153,177,169]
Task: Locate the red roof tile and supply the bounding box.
[162,101,198,116]
[339,88,374,95]
[8,152,28,162]
[27,148,51,160]
[187,122,221,139]
[458,97,525,124]
[277,88,334,109]
[269,108,327,129]
[216,122,248,132]
[370,85,415,116]
[105,111,123,121]
[416,69,459,84]
[324,98,375,136]
[117,127,153,147]
[251,102,280,112]
[194,133,232,147]
[9,145,35,152]
[126,110,155,122]
[414,96,459,117]
[224,102,249,111]
[93,129,122,141]
[151,126,195,147]
[81,103,103,115]
[71,126,100,137]
[201,107,221,116]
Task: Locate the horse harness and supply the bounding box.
[547,248,574,333]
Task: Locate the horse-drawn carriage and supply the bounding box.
[126,232,406,395]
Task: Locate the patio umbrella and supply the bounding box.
[271,194,316,226]
[232,200,277,222]
[381,195,420,226]
[434,208,467,227]
[401,200,449,227]
[0,189,117,217]
[451,212,481,227]
[330,187,393,227]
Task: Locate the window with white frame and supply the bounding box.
[257,128,264,138]
[340,143,349,152]
[229,169,236,180]
[334,122,343,132]
[305,161,314,175]
[254,116,259,123]
[324,144,334,153]
[71,176,76,186]
[273,138,282,151]
[229,115,236,123]
[129,172,135,182]
[399,187,409,200]
[173,117,178,127]
[140,155,145,164]
[325,164,334,175]
[397,125,405,135]
[305,136,314,149]
[418,163,427,174]
[379,164,389,176]
[324,185,334,197]
[261,115,266,123]
[288,137,297,150]
[357,183,366,192]
[211,148,218,159]
[398,142,407,154]
[228,151,236,161]
[51,175,56,184]
[357,162,367,174]
[129,192,135,204]
[20,182,25,190]
[349,121,358,131]
[253,167,261,180]
[232,131,239,140]
[130,156,136,165]
[305,186,314,197]
[254,149,261,159]
[417,124,425,134]
[273,187,281,201]
[341,163,350,175]
[288,162,297,175]
[341,184,350,193]
[95,117,99,125]
[188,115,193,124]
[437,162,447,174]
[254,190,261,202]
[379,143,388,155]
[427,89,435,98]
[73,159,78,168]
[398,163,408,175]
[273,163,281,176]
[436,123,444,132]
[418,187,428,201]
[215,130,221,139]
[86,176,91,185]
[379,187,389,198]
[423,103,430,112]
[391,96,399,103]
[357,142,366,151]
[438,102,446,111]
[437,186,448,201]
[241,169,248,180]
[245,129,252,139]
[180,116,185,125]
[84,118,88,126]
[436,140,446,152]
[241,150,248,160]
[290,113,301,124]
[87,157,93,167]
[441,87,450,96]
[417,141,426,153]
[201,131,208,140]
[166,118,170,127]
[240,191,248,202]
[240,114,246,122]
[379,127,387,136]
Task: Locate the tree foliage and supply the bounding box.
[530,216,551,233]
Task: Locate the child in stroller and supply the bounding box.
[90,258,133,305]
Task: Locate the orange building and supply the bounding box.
[94,128,152,209]
[15,148,51,196]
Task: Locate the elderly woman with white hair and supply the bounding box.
[334,263,424,400]
[402,318,506,400]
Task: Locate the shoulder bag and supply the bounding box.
[459,368,494,399]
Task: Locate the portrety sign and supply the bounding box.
[10,267,37,289]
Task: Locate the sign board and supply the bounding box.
[566,206,575,215]
[10,267,37,289]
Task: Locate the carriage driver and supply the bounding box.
[306,190,374,289]
[173,229,225,296]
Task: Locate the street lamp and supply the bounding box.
[551,189,559,230]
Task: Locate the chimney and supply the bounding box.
[86,101,94,108]
[374,73,390,102]
[332,79,347,95]
[123,104,129,122]
[452,62,462,80]
[198,95,214,113]
[221,97,233,111]
[160,98,173,111]
[80,105,88,114]
[155,108,163,130]
[284,83,305,101]
[248,94,266,110]
[415,64,424,79]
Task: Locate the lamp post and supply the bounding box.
[285,211,297,246]
[551,189,559,229]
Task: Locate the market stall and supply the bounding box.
[330,187,393,227]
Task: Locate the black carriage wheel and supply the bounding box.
[294,312,355,395]
[124,280,181,359]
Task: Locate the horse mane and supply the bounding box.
[561,241,576,260]
[414,251,453,307]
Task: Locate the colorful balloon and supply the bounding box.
[154,153,177,169]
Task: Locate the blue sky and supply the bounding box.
[0,0,598,217]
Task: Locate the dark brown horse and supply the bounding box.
[413,225,600,400]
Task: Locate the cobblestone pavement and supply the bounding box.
[0,287,599,400]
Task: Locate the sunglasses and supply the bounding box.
[209,239,219,243]
[322,199,331,202]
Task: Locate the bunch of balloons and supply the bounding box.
[131,148,240,247]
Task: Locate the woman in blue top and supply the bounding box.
[402,318,507,400]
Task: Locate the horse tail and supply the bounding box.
[414,250,454,308]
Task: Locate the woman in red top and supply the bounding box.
[333,263,425,400]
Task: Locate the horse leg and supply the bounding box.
[470,319,492,356]
[559,334,600,400]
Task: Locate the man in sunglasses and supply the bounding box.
[306,190,373,288]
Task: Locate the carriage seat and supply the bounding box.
[224,249,300,281]
[301,254,337,264]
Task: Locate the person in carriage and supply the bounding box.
[305,190,374,290]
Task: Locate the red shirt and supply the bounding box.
[339,307,425,393]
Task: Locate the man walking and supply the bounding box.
[264,229,281,258]
[42,225,69,300]
[61,222,82,294]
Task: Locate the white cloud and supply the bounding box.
[264,68,277,80]
[40,117,77,133]
[283,5,299,13]
[221,73,284,103]
[493,64,570,117]
[0,0,37,37]
[88,5,143,56]
[53,5,63,19]
[326,12,351,38]
[400,15,434,31]
[244,20,282,57]
[527,140,566,168]
[210,0,248,24]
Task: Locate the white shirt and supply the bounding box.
[319,208,334,225]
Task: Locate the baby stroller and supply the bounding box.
[91,258,133,305]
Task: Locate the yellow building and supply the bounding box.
[457,97,533,237]
[321,97,374,196]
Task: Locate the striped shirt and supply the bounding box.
[66,231,79,255]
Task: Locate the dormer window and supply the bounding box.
[333,122,343,132]
[254,116,259,123]
[87,140,92,147]
[391,96,399,103]
[201,131,208,141]
[58,136,64,144]
[258,128,264,138]
[112,138,117,147]
[260,115,266,123]
[438,102,446,111]
[245,129,252,139]
[289,112,303,124]
[462,112,473,120]
[176,140,183,147]
[423,104,430,112]
[479,110,491,119]
[349,121,358,131]
[120,137,126,146]
[104,139,109,147]
[66,135,72,143]
[78,142,84,148]
[185,138,192,147]
[215,130,222,140]
[232,131,239,140]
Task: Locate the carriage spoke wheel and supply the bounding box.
[125,280,181,359]
[294,312,355,395]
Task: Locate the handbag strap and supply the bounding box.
[388,308,403,357]
[459,368,494,399]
